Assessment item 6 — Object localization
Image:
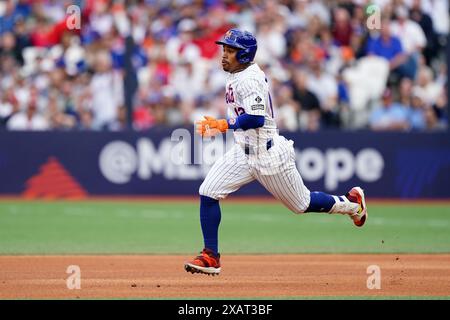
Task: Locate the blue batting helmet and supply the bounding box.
[215,29,257,64]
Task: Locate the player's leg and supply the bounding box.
[185,145,254,275]
[198,144,254,254]
[254,136,367,226]
[305,188,367,227]
[254,148,311,214]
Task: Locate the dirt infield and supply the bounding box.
[0,255,449,299]
[2,196,450,205]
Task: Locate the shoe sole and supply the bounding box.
[184,263,221,276]
[350,187,367,227]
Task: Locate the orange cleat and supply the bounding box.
[346,187,368,227]
[184,248,221,275]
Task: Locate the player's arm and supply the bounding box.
[196,79,266,136]
[227,113,264,130]
[196,114,264,137]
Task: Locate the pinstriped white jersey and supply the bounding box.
[200,64,311,211]
[225,63,277,147]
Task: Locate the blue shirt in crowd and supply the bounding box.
[369,103,410,128]
[366,35,404,61]
[408,108,425,130]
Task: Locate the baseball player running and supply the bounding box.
[185,29,367,276]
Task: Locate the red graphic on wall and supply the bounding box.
[23,157,88,199]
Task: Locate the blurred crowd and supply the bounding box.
[0,0,448,132]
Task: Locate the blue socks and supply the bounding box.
[305,191,337,213]
[200,192,340,255]
[200,195,221,255]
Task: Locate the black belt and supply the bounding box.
[244,139,273,155]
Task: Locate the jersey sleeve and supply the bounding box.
[238,78,267,116]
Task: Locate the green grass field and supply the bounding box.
[1,200,449,254]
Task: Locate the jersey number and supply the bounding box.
[234,107,246,116]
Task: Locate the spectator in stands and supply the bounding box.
[366,18,410,79]
[7,96,49,130]
[351,4,371,59]
[306,58,339,127]
[11,18,31,65]
[424,106,446,131]
[331,7,353,47]
[288,0,310,29]
[398,77,413,108]
[89,0,114,38]
[77,108,94,131]
[432,84,448,126]
[291,69,322,130]
[389,6,426,79]
[47,89,77,130]
[286,27,324,66]
[413,66,442,106]
[89,50,124,130]
[408,89,427,130]
[0,0,447,132]
[109,105,128,131]
[166,18,200,65]
[369,88,410,131]
[292,69,321,112]
[306,0,331,27]
[421,0,448,45]
[0,0,21,34]
[0,87,19,128]
[162,87,183,126]
[189,93,221,127]
[0,31,22,65]
[275,84,300,131]
[255,14,287,66]
[409,0,437,66]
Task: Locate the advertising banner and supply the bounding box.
[0,129,449,198]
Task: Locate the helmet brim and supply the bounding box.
[215,40,246,50]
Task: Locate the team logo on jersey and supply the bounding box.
[251,104,264,111]
[229,118,236,125]
[225,85,235,104]
[255,96,262,103]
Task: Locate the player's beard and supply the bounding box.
[222,61,230,72]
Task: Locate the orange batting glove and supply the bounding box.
[196,116,229,137]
